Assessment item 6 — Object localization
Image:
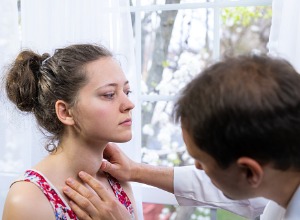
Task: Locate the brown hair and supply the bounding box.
[6,44,112,151]
[174,54,300,171]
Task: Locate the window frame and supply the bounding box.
[130,0,273,206]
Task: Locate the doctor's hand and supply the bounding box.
[63,171,132,220]
[100,143,138,182]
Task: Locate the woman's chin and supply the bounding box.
[114,134,132,143]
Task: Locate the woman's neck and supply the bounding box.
[56,138,107,177]
[35,137,108,184]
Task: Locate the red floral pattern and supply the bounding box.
[21,169,135,220]
[23,170,77,220]
[106,173,135,218]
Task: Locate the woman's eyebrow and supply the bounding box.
[97,81,129,89]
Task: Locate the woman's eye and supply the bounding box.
[125,90,132,96]
[103,93,115,99]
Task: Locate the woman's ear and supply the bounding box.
[237,157,264,188]
[55,100,75,125]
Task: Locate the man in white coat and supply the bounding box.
[63,54,300,220]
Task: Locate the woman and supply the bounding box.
[2,44,137,220]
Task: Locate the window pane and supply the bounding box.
[141,8,214,95]
[143,203,212,220]
[217,209,248,220]
[220,6,272,56]
[141,101,193,166]
[142,203,248,220]
[131,0,214,6]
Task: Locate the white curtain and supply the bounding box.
[0,0,27,216]
[268,0,300,72]
[0,0,142,219]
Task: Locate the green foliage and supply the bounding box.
[162,60,170,68]
[220,5,272,55]
[217,209,248,220]
[168,154,181,166]
[222,6,272,27]
[160,206,248,219]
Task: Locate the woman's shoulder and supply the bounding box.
[2,177,55,220]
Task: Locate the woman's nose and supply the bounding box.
[120,94,135,112]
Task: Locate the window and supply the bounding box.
[0,0,273,219]
[130,0,272,219]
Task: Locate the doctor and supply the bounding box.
[63,54,300,220]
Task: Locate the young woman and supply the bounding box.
[2,44,137,220]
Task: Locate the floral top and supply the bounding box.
[14,169,135,220]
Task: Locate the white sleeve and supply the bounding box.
[174,166,268,219]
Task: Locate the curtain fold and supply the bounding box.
[0,0,23,216]
[268,0,300,72]
[21,0,134,53]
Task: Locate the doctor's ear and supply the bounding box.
[237,157,264,188]
[55,100,75,125]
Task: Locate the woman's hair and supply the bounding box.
[5,44,112,151]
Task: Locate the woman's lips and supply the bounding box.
[119,119,132,126]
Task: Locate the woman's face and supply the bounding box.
[72,57,135,144]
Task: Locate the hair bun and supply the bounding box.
[41,53,51,64]
[5,50,42,112]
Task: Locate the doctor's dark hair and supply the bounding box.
[5,44,112,151]
[174,54,300,171]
